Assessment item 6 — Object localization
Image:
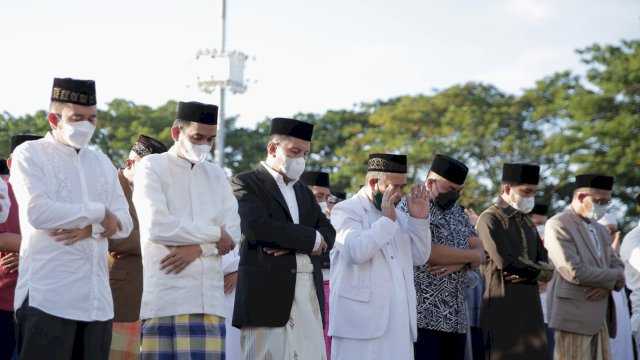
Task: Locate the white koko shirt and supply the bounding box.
[11,133,133,321]
[134,145,241,320]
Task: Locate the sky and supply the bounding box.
[0,0,638,128]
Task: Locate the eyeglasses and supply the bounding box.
[586,195,612,206]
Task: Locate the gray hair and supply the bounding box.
[365,171,387,184]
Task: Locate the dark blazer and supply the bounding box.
[231,164,335,328]
[108,169,143,322]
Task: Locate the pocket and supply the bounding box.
[555,286,585,300]
[338,284,371,302]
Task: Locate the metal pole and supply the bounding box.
[217,86,226,165]
[215,0,227,166]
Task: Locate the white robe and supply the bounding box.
[329,188,431,360]
[223,247,241,360]
[11,133,133,321]
[610,289,633,360]
[133,145,241,320]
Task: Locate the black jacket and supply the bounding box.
[231,164,335,328]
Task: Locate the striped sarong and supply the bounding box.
[141,314,225,360]
[109,320,142,360]
[554,324,611,360]
[241,253,326,359]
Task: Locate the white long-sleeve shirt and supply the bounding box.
[11,133,133,321]
[0,179,10,223]
[620,223,640,332]
[134,145,241,320]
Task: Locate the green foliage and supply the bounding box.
[0,38,637,229]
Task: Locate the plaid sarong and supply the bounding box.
[109,320,142,360]
[141,314,225,360]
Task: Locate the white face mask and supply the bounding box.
[179,132,211,164]
[536,225,545,238]
[276,146,305,180]
[56,118,96,149]
[586,202,608,222]
[510,191,535,214]
[319,201,328,214]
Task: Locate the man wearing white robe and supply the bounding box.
[134,101,240,359]
[329,153,432,360]
[12,77,133,359]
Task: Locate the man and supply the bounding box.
[231,117,335,359]
[528,202,554,360]
[530,203,549,240]
[330,153,432,359]
[108,134,167,359]
[597,213,634,360]
[476,163,552,360]
[408,154,484,359]
[0,159,8,181]
[301,170,333,356]
[326,194,345,217]
[11,77,133,359]
[133,101,240,359]
[301,171,332,216]
[620,195,640,357]
[545,174,624,359]
[0,134,41,360]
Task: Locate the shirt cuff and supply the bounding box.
[86,201,106,224]
[312,231,323,252]
[200,243,219,257]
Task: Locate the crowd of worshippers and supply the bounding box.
[0,77,638,360]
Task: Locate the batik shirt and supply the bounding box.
[399,199,476,333]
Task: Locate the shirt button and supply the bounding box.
[290,268,296,274]
[391,256,394,260]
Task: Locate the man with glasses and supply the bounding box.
[545,174,624,359]
[403,154,484,360]
[476,163,552,360]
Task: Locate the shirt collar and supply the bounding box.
[44,132,85,155]
[168,144,195,168]
[260,161,297,187]
[495,197,519,217]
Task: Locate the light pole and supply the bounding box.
[195,0,248,167]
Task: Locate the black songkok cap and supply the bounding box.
[502,163,540,185]
[177,101,219,125]
[531,203,549,216]
[367,153,407,174]
[0,160,8,176]
[51,78,97,106]
[575,174,614,191]
[131,135,168,158]
[270,118,314,141]
[430,154,469,185]
[300,171,330,187]
[11,134,42,153]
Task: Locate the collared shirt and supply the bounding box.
[398,199,476,333]
[260,161,321,250]
[583,221,602,257]
[11,133,133,321]
[0,180,20,312]
[134,145,241,320]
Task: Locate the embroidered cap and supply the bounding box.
[131,135,168,158]
[367,153,407,174]
[51,78,97,106]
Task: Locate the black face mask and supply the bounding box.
[432,180,461,211]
